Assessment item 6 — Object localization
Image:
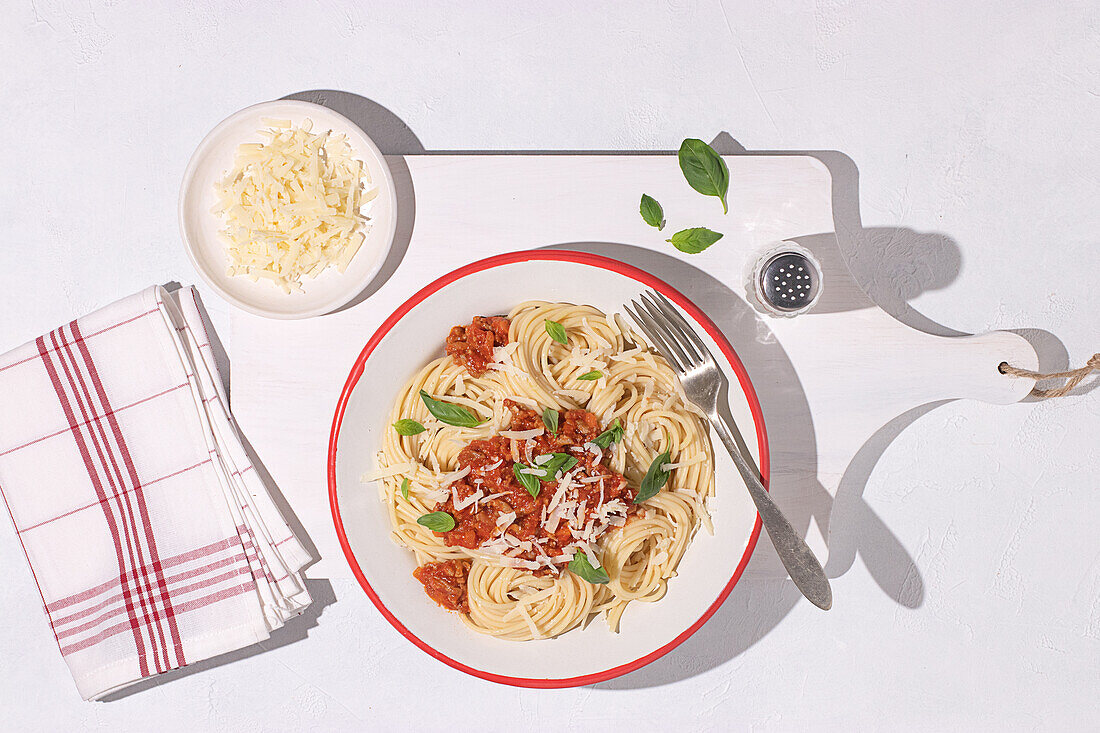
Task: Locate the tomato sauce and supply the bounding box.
[413,559,471,612]
[445,316,510,377]
[414,320,638,612]
[426,401,635,574]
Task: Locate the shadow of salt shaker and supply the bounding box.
[743,241,824,318]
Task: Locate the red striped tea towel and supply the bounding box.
[0,285,311,700]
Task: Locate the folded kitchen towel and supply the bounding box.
[0,285,311,700]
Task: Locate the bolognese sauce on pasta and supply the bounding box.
[366,302,714,640]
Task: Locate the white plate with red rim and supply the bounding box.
[178,100,398,319]
[328,249,767,686]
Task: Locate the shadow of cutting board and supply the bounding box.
[227,154,1038,572]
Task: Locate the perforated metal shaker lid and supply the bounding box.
[746,241,824,317]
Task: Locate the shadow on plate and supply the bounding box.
[542,243,930,689]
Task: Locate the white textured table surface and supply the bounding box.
[1,3,1097,731]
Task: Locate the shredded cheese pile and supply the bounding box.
[212,118,376,293]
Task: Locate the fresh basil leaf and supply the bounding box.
[577,369,603,381]
[392,419,426,436]
[666,227,723,254]
[569,552,609,584]
[539,453,578,479]
[542,407,559,434]
[639,193,664,230]
[634,449,672,503]
[678,138,729,214]
[591,419,624,450]
[518,453,578,489]
[513,462,541,497]
[544,319,568,345]
[419,390,485,428]
[400,477,410,500]
[417,511,455,532]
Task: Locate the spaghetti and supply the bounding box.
[367,301,714,640]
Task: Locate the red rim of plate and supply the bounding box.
[328,249,768,688]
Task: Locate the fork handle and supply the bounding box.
[710,413,833,610]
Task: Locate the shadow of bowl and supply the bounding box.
[281,90,422,313]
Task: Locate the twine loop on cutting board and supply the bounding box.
[999,353,1100,398]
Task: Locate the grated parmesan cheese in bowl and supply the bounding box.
[180,99,396,318]
[211,118,377,294]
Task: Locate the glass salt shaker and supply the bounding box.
[744,240,824,318]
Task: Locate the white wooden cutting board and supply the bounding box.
[226,154,1037,572]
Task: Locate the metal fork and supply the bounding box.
[625,290,832,610]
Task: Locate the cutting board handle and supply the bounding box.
[909,330,1038,405]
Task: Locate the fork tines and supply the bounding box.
[623,290,714,373]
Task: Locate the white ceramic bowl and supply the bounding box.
[179,100,397,319]
[328,250,768,687]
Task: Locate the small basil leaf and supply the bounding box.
[513,462,541,497]
[666,227,723,254]
[539,453,577,479]
[634,449,672,503]
[542,407,559,434]
[400,477,410,500]
[419,390,485,428]
[393,419,426,436]
[417,511,455,532]
[577,369,602,381]
[544,319,568,345]
[592,419,624,450]
[639,193,664,230]
[569,552,610,584]
[678,138,729,214]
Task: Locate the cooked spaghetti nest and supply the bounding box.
[367,301,715,640]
